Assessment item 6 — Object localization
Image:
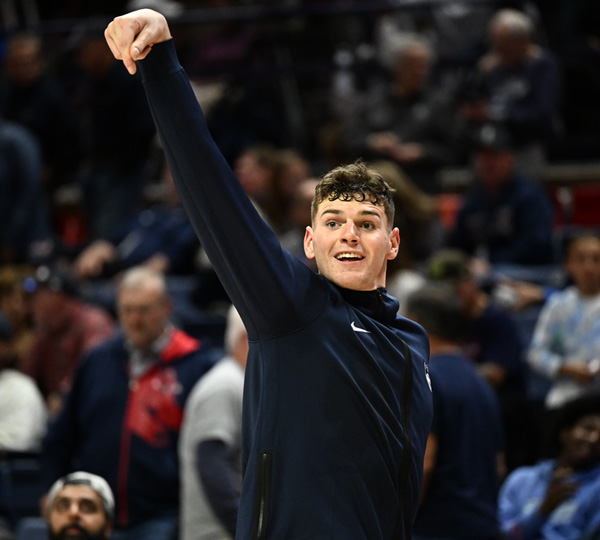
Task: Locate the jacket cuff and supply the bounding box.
[138,38,182,83]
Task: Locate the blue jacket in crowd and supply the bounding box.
[499,460,600,540]
[42,329,214,528]
[448,173,554,265]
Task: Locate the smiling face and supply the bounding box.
[565,236,600,297]
[304,198,399,291]
[560,414,600,471]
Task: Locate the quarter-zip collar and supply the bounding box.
[336,285,399,324]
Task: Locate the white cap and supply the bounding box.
[48,472,115,521]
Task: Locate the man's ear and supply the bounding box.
[386,227,400,261]
[304,226,315,260]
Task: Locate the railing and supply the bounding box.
[438,161,600,192]
[8,0,516,35]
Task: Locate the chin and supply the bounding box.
[49,528,108,540]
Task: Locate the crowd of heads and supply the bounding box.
[1,2,600,539]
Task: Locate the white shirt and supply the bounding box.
[528,286,600,408]
[179,357,245,540]
[0,369,48,452]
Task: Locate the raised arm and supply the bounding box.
[104,11,327,340]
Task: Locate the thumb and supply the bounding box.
[129,14,171,61]
[131,28,154,61]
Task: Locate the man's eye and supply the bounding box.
[55,500,69,512]
[326,221,339,228]
[361,222,374,229]
[80,501,98,514]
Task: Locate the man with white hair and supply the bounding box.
[46,472,114,540]
[461,8,560,180]
[41,266,215,540]
[341,34,461,194]
[179,305,248,540]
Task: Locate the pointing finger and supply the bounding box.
[105,10,171,75]
[105,16,142,74]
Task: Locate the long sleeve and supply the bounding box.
[0,123,50,254]
[138,40,328,342]
[197,440,240,538]
[40,382,79,491]
[527,295,565,379]
[495,188,554,265]
[503,54,561,133]
[498,469,546,540]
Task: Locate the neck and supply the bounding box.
[578,285,600,298]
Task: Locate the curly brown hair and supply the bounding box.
[311,161,396,228]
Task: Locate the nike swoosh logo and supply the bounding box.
[351,321,370,334]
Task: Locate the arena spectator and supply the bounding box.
[427,249,543,472]
[460,8,561,180]
[74,162,199,279]
[340,35,462,194]
[0,312,47,453]
[21,264,115,416]
[0,32,80,191]
[428,248,527,399]
[407,283,505,540]
[446,123,555,266]
[0,266,35,368]
[41,266,215,540]
[179,305,247,540]
[0,118,53,265]
[374,1,495,71]
[46,471,114,540]
[528,232,600,409]
[498,393,600,540]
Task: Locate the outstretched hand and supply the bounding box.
[105,9,172,74]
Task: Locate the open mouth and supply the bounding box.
[336,253,364,261]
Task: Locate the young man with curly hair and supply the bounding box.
[105,11,434,540]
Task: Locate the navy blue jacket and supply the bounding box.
[414,352,504,540]
[140,40,433,540]
[448,173,554,265]
[105,203,199,275]
[0,120,50,262]
[42,329,214,528]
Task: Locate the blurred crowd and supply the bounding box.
[1,1,600,539]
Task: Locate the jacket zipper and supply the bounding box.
[376,289,386,321]
[252,452,272,540]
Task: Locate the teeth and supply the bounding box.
[336,253,363,260]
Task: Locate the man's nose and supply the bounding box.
[341,222,359,242]
[67,502,81,519]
